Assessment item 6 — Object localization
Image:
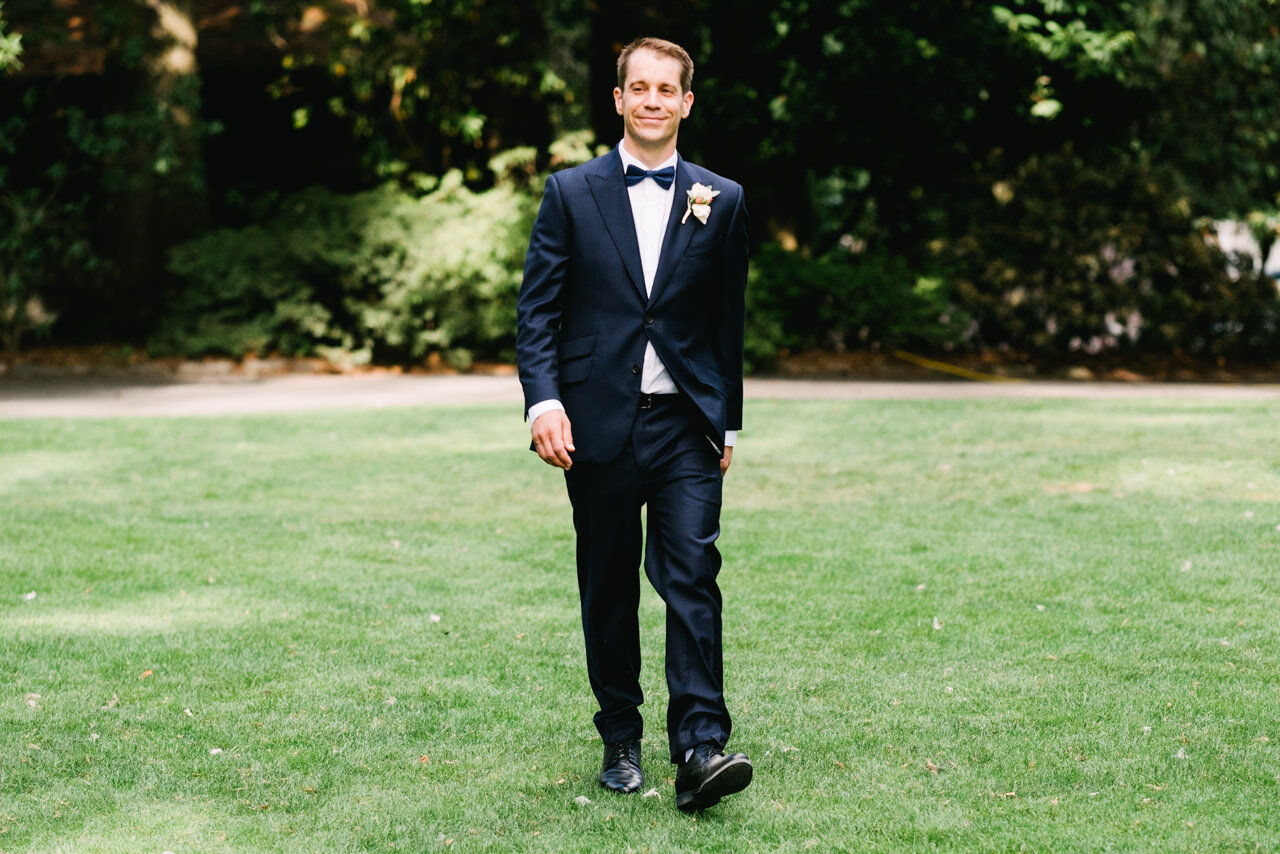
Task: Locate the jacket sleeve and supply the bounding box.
[515,173,571,417]
[717,184,749,431]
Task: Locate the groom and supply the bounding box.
[515,37,751,811]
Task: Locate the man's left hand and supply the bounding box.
[720,446,733,475]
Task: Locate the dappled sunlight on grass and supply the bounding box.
[6,588,256,636]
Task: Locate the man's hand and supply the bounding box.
[532,410,575,470]
[720,445,733,475]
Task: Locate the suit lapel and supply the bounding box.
[585,150,647,303]
[648,157,696,306]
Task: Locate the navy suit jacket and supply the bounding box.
[516,148,748,465]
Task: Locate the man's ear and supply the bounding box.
[681,90,694,118]
[614,87,624,115]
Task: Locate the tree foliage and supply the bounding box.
[687,0,1280,361]
[256,0,565,180]
[0,2,21,73]
[0,0,1277,366]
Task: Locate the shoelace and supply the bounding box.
[608,741,639,764]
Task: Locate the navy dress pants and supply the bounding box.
[563,394,731,763]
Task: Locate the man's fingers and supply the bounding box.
[532,411,574,470]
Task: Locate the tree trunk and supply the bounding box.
[101,0,208,337]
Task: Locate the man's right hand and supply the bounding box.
[532,410,575,470]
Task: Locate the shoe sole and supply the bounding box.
[676,757,753,811]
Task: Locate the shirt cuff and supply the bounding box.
[528,399,565,426]
[724,430,737,448]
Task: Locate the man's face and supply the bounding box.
[613,49,694,155]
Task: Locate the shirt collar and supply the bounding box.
[618,140,678,177]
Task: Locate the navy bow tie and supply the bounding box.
[625,164,676,190]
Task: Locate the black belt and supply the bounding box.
[638,392,681,410]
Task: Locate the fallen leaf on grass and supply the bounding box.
[925,759,940,774]
[138,669,154,680]
[24,693,41,708]
[932,616,943,631]
[209,748,223,755]
[23,591,37,601]
[574,795,591,806]
[642,788,661,798]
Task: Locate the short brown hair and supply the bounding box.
[616,37,694,94]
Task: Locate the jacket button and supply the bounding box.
[632,365,641,375]
[644,315,654,326]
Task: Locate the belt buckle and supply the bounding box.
[639,392,655,410]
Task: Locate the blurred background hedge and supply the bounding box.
[1,1,1278,371]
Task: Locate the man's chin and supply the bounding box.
[627,127,675,149]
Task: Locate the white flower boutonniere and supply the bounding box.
[682,183,720,225]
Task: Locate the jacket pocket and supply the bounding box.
[683,235,725,259]
[558,332,596,385]
[687,357,726,398]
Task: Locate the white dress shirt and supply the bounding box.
[618,141,679,397]
[529,141,736,448]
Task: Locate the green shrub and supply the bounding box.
[155,171,536,366]
[744,244,970,370]
[947,147,1280,361]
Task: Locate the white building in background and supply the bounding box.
[1213,220,1280,281]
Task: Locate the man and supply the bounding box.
[515,37,752,812]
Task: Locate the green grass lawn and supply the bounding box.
[2,398,1278,852]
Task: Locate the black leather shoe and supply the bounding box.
[675,742,752,811]
[600,738,643,794]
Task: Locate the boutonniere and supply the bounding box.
[681,183,720,225]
